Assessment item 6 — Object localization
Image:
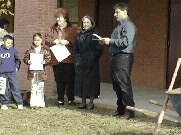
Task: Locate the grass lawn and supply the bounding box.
[0,99,180,135]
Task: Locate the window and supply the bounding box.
[57,0,78,24]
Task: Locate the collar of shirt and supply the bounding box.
[57,25,67,32]
[118,17,130,26]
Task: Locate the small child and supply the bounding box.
[0,35,23,110]
[23,33,51,108]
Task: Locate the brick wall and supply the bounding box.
[129,0,169,88]
[14,0,57,98]
[13,0,169,100]
[80,0,169,89]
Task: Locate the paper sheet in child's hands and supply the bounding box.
[30,53,44,70]
[50,45,70,62]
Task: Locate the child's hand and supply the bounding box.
[16,68,18,71]
[41,60,45,64]
[28,60,32,64]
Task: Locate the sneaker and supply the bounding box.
[56,101,64,107]
[1,105,8,110]
[18,105,23,110]
[68,101,76,106]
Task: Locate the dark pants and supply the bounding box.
[0,72,23,106]
[110,53,135,115]
[53,63,75,102]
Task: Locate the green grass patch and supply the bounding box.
[0,98,180,135]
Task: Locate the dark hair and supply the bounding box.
[54,8,69,23]
[81,15,95,32]
[33,33,42,39]
[113,3,130,15]
[0,18,9,29]
[3,35,13,41]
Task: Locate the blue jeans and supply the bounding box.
[0,72,23,106]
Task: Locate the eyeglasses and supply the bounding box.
[56,16,64,21]
[57,18,61,21]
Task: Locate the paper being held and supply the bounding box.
[30,53,44,70]
[92,34,103,41]
[50,45,70,62]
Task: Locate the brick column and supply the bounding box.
[14,0,57,98]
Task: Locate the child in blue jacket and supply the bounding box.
[0,35,23,110]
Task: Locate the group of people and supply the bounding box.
[0,3,137,120]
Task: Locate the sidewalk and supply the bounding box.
[75,83,178,117]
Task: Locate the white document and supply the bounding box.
[30,53,44,70]
[0,77,6,95]
[92,34,103,41]
[50,45,70,62]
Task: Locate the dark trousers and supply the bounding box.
[110,53,135,115]
[0,72,23,106]
[53,63,75,102]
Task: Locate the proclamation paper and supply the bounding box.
[0,77,6,95]
[50,45,70,62]
[92,34,103,40]
[30,53,44,70]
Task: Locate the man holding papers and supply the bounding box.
[45,8,79,106]
[100,3,137,119]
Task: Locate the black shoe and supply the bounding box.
[78,104,86,109]
[120,114,135,120]
[86,104,94,110]
[68,101,76,106]
[56,101,64,107]
[110,111,124,117]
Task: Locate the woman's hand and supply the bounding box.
[53,39,60,45]
[60,40,69,46]
[28,60,32,64]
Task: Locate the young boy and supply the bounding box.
[0,35,23,110]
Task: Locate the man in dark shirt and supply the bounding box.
[101,3,137,119]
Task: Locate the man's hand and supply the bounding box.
[102,38,110,45]
[99,40,105,45]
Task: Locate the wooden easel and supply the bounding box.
[153,58,181,134]
[126,58,181,134]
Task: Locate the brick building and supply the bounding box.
[0,0,180,99]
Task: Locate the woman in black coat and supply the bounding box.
[73,15,103,110]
